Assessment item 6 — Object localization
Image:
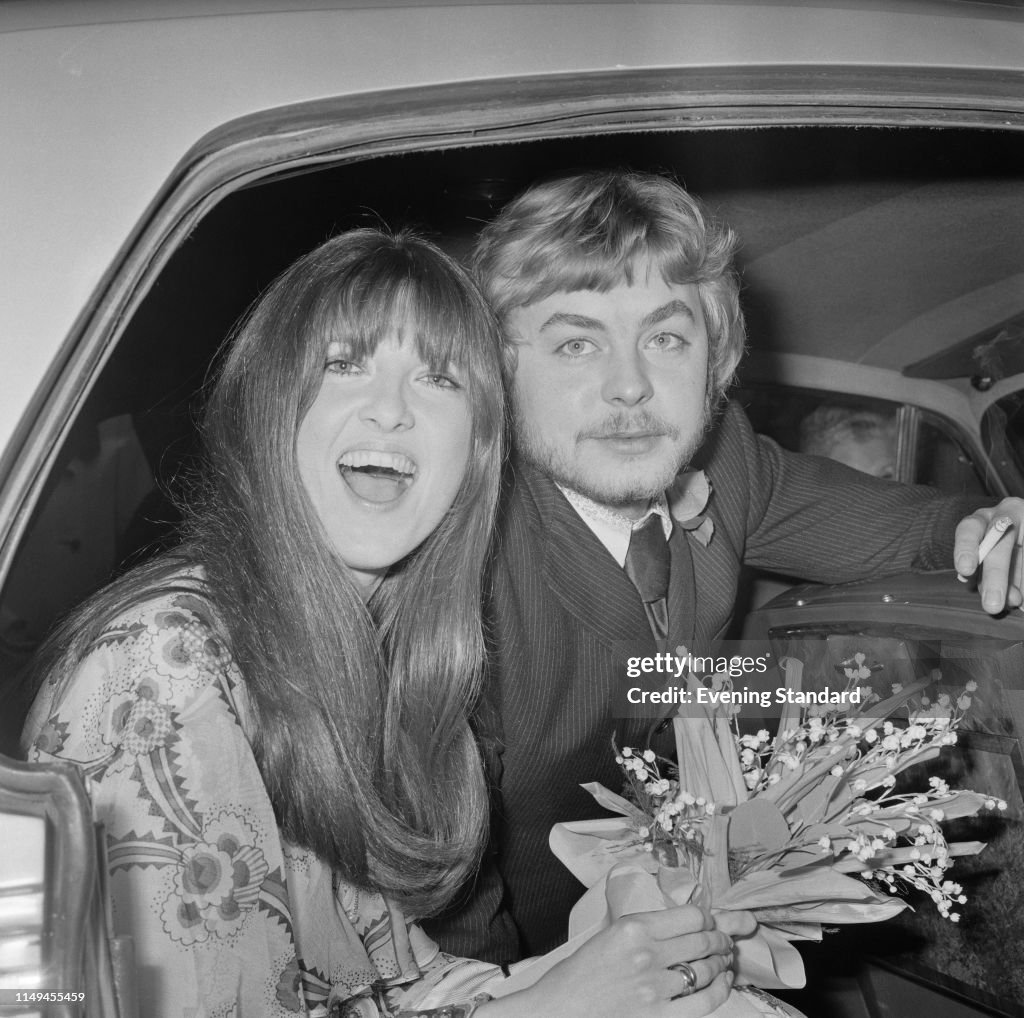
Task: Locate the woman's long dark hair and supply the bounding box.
[35,229,505,917]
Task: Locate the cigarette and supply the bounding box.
[977,516,1015,565]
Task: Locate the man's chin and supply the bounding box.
[552,462,681,508]
[573,482,670,508]
[515,427,699,507]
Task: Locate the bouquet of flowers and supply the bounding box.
[547,652,1007,990]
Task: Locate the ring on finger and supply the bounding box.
[667,961,698,999]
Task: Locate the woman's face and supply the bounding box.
[297,327,473,594]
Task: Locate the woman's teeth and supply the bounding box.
[338,450,416,476]
[337,450,416,503]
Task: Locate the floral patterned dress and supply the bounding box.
[22,584,502,1018]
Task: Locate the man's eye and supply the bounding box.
[556,338,596,356]
[646,332,685,351]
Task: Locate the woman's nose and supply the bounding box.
[358,375,414,430]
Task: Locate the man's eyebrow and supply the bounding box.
[639,300,696,331]
[539,312,607,332]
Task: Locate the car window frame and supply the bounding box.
[2,62,1023,591]
[735,381,1001,492]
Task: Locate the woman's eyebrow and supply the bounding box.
[638,300,696,331]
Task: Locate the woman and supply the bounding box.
[23,230,739,1018]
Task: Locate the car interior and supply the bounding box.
[1,120,1022,1016]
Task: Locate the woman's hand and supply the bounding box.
[483,904,736,1018]
[714,909,757,941]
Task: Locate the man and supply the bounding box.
[425,170,1022,963]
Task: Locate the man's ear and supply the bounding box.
[500,340,520,385]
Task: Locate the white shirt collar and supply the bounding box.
[557,486,673,567]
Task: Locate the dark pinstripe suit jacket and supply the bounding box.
[425,400,978,962]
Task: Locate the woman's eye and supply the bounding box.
[423,371,462,390]
[325,358,361,375]
[556,338,596,357]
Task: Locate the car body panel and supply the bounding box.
[4,0,1024,461]
[754,566,1024,638]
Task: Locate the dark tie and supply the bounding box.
[624,515,671,641]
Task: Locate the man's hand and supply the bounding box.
[954,498,1024,614]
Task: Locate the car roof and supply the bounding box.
[2,1,1023,492]
[722,177,1023,370]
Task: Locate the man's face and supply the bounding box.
[831,432,897,480]
[506,269,710,517]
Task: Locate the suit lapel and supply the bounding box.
[514,461,657,653]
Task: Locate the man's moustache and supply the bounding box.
[578,414,680,441]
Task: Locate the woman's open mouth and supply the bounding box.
[337,450,417,504]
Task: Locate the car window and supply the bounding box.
[738,384,995,494]
[739,387,901,480]
[915,411,989,496]
[3,122,1021,757]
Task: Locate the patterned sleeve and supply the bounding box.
[22,590,527,1018]
[23,592,305,1018]
[281,838,517,1017]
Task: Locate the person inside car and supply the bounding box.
[799,404,898,480]
[423,170,1024,967]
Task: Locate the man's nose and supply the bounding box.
[358,375,414,430]
[601,346,653,406]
